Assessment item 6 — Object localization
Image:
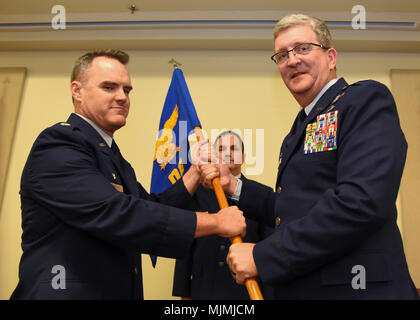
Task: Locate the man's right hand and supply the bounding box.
[199,163,237,196]
[194,206,246,239]
[215,206,246,239]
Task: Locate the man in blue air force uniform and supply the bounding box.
[172,131,274,299]
[202,14,418,299]
[11,49,246,300]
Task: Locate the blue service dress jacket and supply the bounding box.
[11,113,197,300]
[172,176,273,299]
[238,78,418,299]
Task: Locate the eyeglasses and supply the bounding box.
[270,43,329,64]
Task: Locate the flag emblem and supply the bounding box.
[153,105,180,170]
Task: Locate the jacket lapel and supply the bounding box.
[67,113,138,196]
[305,78,348,127]
[67,113,109,148]
[277,78,348,179]
[110,142,140,196]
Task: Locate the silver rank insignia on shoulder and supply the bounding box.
[99,142,106,147]
[327,105,336,113]
[60,122,71,126]
[112,173,117,180]
[331,92,345,106]
[325,92,345,113]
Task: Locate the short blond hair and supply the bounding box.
[273,14,332,48]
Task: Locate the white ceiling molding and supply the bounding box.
[0,10,419,51]
[1,10,419,24]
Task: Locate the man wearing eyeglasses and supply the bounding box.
[201,14,417,299]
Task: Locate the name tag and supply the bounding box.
[111,182,124,193]
[304,110,338,154]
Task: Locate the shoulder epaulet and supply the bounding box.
[49,122,74,133]
[51,122,72,130]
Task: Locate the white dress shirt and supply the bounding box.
[304,78,338,116]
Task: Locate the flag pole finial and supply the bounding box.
[168,58,182,69]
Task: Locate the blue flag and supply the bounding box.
[149,68,201,267]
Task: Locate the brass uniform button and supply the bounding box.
[219,245,226,251]
[275,217,281,227]
[218,261,225,267]
[134,267,138,275]
[276,186,282,194]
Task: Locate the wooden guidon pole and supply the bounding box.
[194,127,264,300]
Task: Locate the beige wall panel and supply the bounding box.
[391,69,420,289]
[0,50,419,299]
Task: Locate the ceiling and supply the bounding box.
[1,0,420,14]
[1,0,419,52]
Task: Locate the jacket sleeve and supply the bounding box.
[23,126,197,259]
[171,186,209,298]
[238,178,278,228]
[138,178,199,212]
[172,244,194,298]
[251,82,407,285]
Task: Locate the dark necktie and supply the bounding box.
[296,108,307,132]
[111,140,124,167]
[110,140,127,189]
[289,108,307,138]
[111,140,119,156]
[283,108,307,153]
